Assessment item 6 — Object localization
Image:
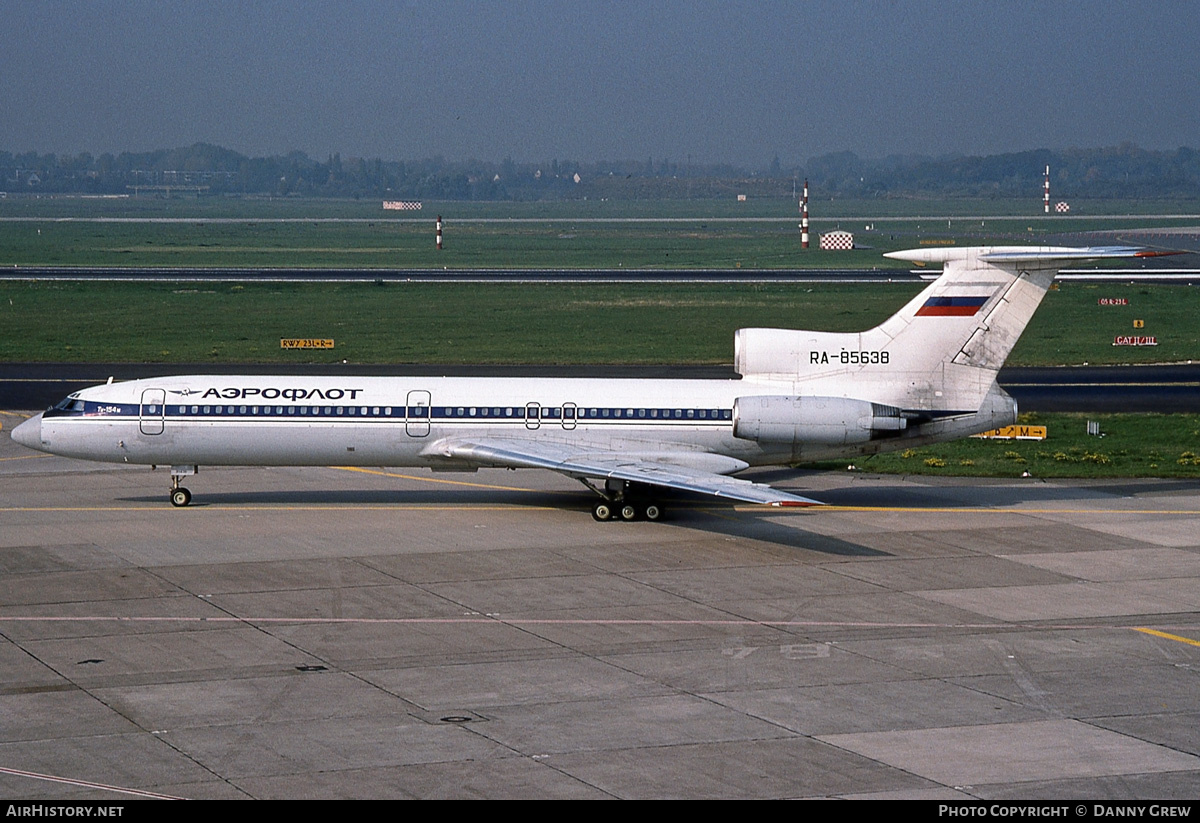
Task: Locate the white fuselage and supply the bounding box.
[23,374,780,467]
[15,372,1012,471]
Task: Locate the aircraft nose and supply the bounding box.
[10,413,43,450]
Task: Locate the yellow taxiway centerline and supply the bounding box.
[332,465,567,493]
[1133,627,1200,648]
[2,502,1197,515]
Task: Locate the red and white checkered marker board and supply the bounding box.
[819,231,854,250]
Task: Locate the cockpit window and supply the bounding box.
[53,397,86,413]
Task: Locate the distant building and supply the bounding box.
[819,230,854,250]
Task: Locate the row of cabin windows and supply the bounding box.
[437,407,732,420]
[177,405,394,416]
[168,405,732,420]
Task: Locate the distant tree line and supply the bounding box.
[2,142,1198,200]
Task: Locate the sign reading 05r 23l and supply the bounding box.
[281,339,334,349]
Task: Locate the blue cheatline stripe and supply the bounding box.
[63,401,735,424]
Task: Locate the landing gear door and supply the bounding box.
[140,388,166,435]
[406,390,431,437]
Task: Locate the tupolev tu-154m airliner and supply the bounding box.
[10,246,1164,521]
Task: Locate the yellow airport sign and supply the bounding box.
[972,425,1047,441]
[281,338,335,349]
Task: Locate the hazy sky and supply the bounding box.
[4,0,1197,165]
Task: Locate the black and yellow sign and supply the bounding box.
[1133,319,1144,329]
[972,425,1047,441]
[281,339,335,349]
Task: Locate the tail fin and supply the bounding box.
[735,246,1152,411]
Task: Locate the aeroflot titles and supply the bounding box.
[190,387,365,401]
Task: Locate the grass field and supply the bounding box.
[0,218,899,269]
[3,279,1198,366]
[1,196,1198,364]
[0,281,906,363]
[814,412,1200,479]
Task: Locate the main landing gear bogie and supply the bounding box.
[586,479,667,523]
[590,497,666,523]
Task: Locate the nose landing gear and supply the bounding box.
[168,465,197,507]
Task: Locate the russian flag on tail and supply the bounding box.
[915,296,990,317]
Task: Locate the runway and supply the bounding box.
[4,362,1199,413]
[3,265,1200,285]
[0,265,927,285]
[2,419,1199,799]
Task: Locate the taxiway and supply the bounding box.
[2,414,1199,799]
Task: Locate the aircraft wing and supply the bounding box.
[424,438,824,507]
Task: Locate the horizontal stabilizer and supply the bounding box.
[884,245,1178,266]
